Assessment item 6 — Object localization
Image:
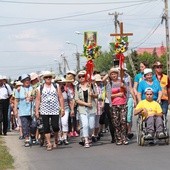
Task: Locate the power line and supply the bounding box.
[0,0,158,5]
[0,1,158,27]
[0,15,161,21]
[130,21,162,49]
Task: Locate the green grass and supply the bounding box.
[0,137,14,170]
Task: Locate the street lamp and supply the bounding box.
[66,41,80,71]
[75,31,83,35]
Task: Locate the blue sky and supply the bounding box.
[0,0,167,79]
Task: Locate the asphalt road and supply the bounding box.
[4,116,170,170]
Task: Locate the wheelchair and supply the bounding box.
[136,114,169,146]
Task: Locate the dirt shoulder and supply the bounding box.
[3,131,29,170]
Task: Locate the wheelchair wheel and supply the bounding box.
[137,132,141,146]
[136,117,142,146]
[140,135,145,146]
[165,129,169,145]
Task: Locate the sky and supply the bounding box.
[0,0,168,79]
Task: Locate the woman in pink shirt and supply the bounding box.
[106,68,128,145]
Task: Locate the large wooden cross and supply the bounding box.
[110,22,133,84]
[110,22,133,37]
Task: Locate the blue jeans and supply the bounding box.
[161,100,168,117]
[8,106,11,130]
[79,109,95,138]
[127,97,134,123]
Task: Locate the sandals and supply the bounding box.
[46,143,53,151]
[53,142,58,149]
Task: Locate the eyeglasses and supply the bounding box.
[44,76,52,79]
[146,93,153,96]
[78,75,85,79]
[156,66,162,69]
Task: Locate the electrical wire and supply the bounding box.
[130,21,162,49]
[0,0,158,5]
[0,1,158,27]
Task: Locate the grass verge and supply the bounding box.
[0,136,14,170]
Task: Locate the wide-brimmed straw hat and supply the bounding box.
[94,74,102,82]
[153,61,163,68]
[58,74,74,83]
[67,70,76,76]
[43,71,53,78]
[108,67,119,76]
[78,70,86,76]
[30,72,39,81]
[15,81,23,86]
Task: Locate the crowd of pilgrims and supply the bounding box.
[0,61,169,151]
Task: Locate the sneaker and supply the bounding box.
[58,140,63,145]
[63,139,69,145]
[84,143,90,148]
[116,141,122,145]
[145,133,153,140]
[158,132,165,138]
[24,141,30,147]
[123,140,129,145]
[32,139,36,145]
[127,133,134,140]
[79,141,85,146]
[111,139,115,143]
[35,140,40,145]
[92,136,97,143]
[69,132,74,137]
[96,135,100,141]
[73,131,79,137]
[19,136,24,140]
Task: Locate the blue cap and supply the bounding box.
[21,74,30,82]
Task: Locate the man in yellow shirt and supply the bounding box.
[134,87,164,139]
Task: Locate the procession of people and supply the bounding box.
[0,60,169,151]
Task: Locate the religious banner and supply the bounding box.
[83,31,101,81]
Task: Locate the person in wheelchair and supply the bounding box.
[134,87,165,139]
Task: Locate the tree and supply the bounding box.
[94,51,113,72]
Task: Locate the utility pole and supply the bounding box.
[58,62,62,75]
[63,56,67,75]
[108,12,123,33]
[76,52,80,71]
[163,0,170,76]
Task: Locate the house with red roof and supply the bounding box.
[137,44,166,57]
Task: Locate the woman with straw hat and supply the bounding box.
[35,71,65,151]
[106,68,128,145]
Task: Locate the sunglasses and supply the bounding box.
[146,93,153,96]
[156,66,162,69]
[78,75,85,79]
[44,76,52,79]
